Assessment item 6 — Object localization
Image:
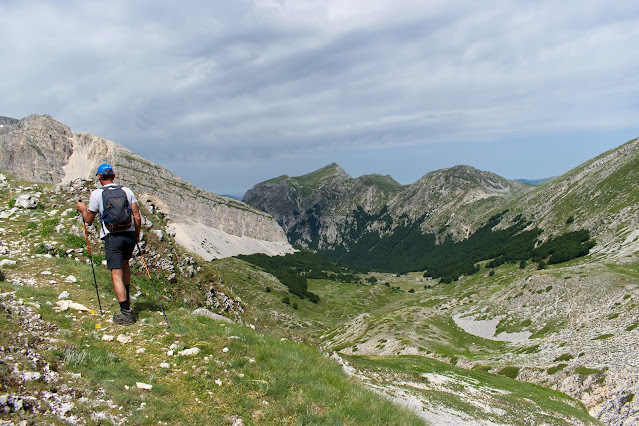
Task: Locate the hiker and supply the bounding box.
[76,163,141,325]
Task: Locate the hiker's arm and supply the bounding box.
[76,202,98,225]
[131,202,142,241]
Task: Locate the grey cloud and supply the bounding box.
[1,0,639,194]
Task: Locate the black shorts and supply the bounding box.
[104,231,137,270]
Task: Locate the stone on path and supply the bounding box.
[54,300,91,312]
[178,347,200,356]
[117,334,133,344]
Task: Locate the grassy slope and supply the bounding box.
[0,174,422,425]
[0,172,610,424]
[213,258,602,424]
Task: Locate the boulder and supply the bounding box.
[192,308,235,323]
[15,195,38,209]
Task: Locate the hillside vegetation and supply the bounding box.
[0,172,422,425]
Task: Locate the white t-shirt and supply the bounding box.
[88,184,137,238]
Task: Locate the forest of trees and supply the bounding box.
[241,210,596,288]
[237,251,362,302]
[322,210,596,283]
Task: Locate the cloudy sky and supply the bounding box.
[2,1,639,196]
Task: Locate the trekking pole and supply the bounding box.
[136,243,170,328]
[78,203,103,315]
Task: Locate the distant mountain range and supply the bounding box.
[244,138,639,266]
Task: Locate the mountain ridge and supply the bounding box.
[244,162,533,248]
[0,114,294,260]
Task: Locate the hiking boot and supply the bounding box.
[112,311,135,326]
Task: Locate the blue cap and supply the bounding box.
[96,163,114,175]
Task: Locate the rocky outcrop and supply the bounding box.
[0,116,19,127]
[0,114,293,260]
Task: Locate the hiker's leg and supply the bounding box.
[111,269,127,302]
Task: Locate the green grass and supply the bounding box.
[346,355,598,425]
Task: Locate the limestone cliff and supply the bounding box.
[0,114,293,260]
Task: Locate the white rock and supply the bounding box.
[15,194,39,209]
[102,335,115,342]
[136,382,153,390]
[222,347,229,353]
[21,371,41,381]
[64,275,77,283]
[54,300,91,312]
[0,259,16,267]
[215,379,223,386]
[136,348,146,354]
[117,334,133,344]
[58,291,70,299]
[192,308,235,323]
[169,343,178,350]
[160,362,171,369]
[41,270,52,275]
[178,347,200,356]
[167,350,174,356]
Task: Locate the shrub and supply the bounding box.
[282,297,291,305]
[554,353,574,362]
[592,333,614,340]
[575,366,602,375]
[519,260,527,269]
[408,288,415,293]
[566,216,575,224]
[64,234,86,248]
[265,286,272,293]
[547,364,568,375]
[489,270,495,276]
[39,217,59,236]
[472,364,491,372]
[7,199,15,208]
[292,303,298,310]
[498,366,520,379]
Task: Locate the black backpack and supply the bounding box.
[101,186,133,232]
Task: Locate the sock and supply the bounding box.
[119,300,131,314]
[125,284,130,302]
